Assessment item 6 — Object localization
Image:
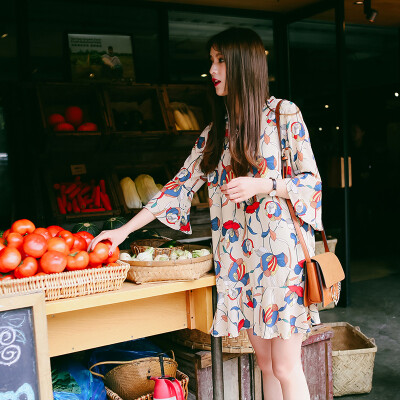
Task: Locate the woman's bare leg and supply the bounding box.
[271,333,310,400]
[246,329,283,400]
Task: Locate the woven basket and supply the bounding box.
[105,370,189,400]
[329,322,377,397]
[90,353,179,400]
[0,261,130,301]
[130,238,184,257]
[125,245,213,284]
[169,328,254,354]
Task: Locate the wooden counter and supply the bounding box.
[46,274,216,357]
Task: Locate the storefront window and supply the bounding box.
[168,10,275,88]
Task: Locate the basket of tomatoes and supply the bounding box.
[0,219,130,301]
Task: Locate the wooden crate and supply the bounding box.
[36,83,108,149]
[155,341,262,400]
[102,84,169,138]
[302,325,334,400]
[161,84,210,135]
[45,164,121,225]
[112,163,172,216]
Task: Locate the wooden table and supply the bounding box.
[45,274,216,357]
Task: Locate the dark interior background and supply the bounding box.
[0,0,398,264]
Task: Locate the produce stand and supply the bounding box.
[45,274,216,357]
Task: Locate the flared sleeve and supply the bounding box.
[143,125,210,234]
[281,101,323,231]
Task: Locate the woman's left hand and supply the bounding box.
[221,177,271,203]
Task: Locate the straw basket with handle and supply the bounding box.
[89,351,179,399]
[125,244,213,284]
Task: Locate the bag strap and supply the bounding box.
[275,100,329,257]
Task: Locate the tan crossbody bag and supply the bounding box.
[275,100,345,307]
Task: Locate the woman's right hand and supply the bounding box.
[88,226,130,255]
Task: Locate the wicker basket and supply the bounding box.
[125,245,213,284]
[0,261,130,301]
[105,370,189,400]
[169,328,254,354]
[130,238,184,257]
[90,353,182,400]
[328,322,377,397]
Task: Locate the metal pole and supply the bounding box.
[335,0,351,305]
[211,286,224,400]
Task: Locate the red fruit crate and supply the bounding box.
[45,167,121,225]
[36,83,109,147]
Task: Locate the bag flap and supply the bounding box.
[311,252,345,287]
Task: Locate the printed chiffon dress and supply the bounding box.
[144,96,322,339]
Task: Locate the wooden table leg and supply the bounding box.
[211,286,224,400]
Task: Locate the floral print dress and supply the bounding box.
[144,96,322,339]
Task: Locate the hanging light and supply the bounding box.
[364,0,378,22]
[201,74,207,78]
[1,33,7,39]
[395,92,399,97]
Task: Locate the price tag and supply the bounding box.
[70,164,87,176]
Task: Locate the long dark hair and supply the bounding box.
[201,27,269,177]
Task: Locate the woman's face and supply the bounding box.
[209,47,227,96]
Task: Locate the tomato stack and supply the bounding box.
[0,219,119,280]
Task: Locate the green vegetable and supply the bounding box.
[102,216,128,231]
[71,222,100,236]
[159,239,178,248]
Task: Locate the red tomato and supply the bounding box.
[33,227,51,241]
[0,242,5,251]
[66,250,89,271]
[0,272,14,281]
[47,225,63,238]
[14,257,38,278]
[58,230,75,249]
[89,242,109,266]
[0,247,22,273]
[35,272,47,277]
[72,234,87,251]
[76,231,94,247]
[40,251,67,274]
[22,233,47,258]
[2,229,10,239]
[65,106,83,127]
[47,237,69,255]
[0,238,5,245]
[103,240,120,264]
[48,113,65,126]
[11,219,35,236]
[54,122,74,132]
[77,122,98,131]
[6,232,24,249]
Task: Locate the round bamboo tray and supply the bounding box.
[130,237,184,257]
[123,245,213,284]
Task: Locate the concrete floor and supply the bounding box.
[320,254,400,399]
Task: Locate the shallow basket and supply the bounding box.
[105,370,189,400]
[169,328,254,354]
[328,322,377,397]
[0,261,130,301]
[130,237,184,257]
[125,245,213,284]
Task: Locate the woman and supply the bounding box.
[90,27,322,400]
